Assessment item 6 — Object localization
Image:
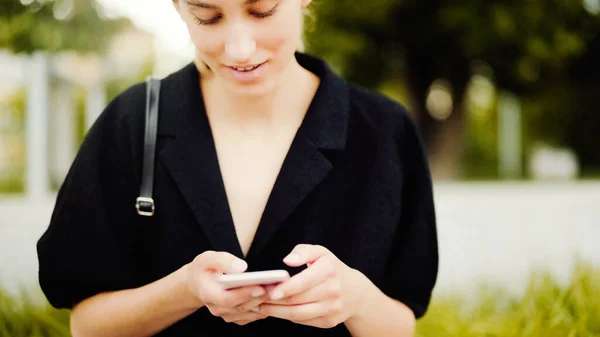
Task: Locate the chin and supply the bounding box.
[220,66,282,97]
[228,79,279,97]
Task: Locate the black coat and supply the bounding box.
[37,53,439,336]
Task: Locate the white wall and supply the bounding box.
[1,182,599,300]
[432,182,600,298]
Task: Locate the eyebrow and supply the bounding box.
[185,0,260,9]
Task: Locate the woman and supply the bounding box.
[36,0,439,336]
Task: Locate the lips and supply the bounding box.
[227,61,266,72]
[231,64,261,72]
[225,61,267,82]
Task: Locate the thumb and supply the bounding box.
[283,244,329,267]
[199,251,248,273]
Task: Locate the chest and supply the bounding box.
[147,129,404,283]
[212,128,298,256]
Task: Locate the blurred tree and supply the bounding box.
[0,0,128,54]
[0,89,26,194]
[560,33,600,177]
[307,0,600,179]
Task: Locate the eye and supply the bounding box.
[194,15,222,26]
[192,2,279,26]
[250,2,279,19]
[250,5,278,19]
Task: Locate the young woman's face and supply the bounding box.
[176,0,311,96]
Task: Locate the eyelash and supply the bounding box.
[194,5,279,26]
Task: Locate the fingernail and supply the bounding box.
[270,290,284,300]
[251,288,265,297]
[231,260,247,273]
[251,307,260,313]
[284,253,300,264]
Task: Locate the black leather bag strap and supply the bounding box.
[136,77,161,216]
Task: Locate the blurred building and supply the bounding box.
[0,23,154,197]
[0,52,27,187]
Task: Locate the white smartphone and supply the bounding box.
[218,270,290,290]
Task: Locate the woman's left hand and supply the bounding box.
[253,244,370,328]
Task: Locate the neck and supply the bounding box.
[201,59,306,128]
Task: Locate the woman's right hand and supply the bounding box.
[184,250,269,326]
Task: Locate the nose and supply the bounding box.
[224,22,256,63]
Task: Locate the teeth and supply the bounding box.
[233,65,258,72]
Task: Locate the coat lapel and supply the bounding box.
[246,53,350,260]
[158,64,244,259]
[155,54,350,261]
[245,132,333,261]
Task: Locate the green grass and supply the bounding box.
[416,262,600,337]
[0,178,24,195]
[0,263,598,336]
[0,287,70,337]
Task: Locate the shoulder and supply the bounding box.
[94,60,193,133]
[343,81,430,175]
[73,82,148,171]
[95,81,147,132]
[345,81,419,143]
[107,82,147,112]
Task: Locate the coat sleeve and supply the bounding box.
[379,110,439,319]
[36,85,146,310]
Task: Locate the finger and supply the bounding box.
[294,316,341,329]
[265,278,339,305]
[263,284,278,293]
[283,244,330,267]
[192,252,249,305]
[269,255,334,300]
[221,311,267,324]
[234,318,266,326]
[220,285,267,308]
[236,293,270,312]
[197,251,248,274]
[256,301,333,322]
[204,284,266,308]
[206,304,238,318]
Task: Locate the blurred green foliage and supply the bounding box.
[1,0,600,180]
[308,0,599,106]
[0,0,128,54]
[1,263,598,336]
[0,90,26,194]
[307,0,600,177]
[0,286,70,337]
[0,178,24,195]
[416,262,600,337]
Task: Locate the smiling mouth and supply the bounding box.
[228,62,265,72]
